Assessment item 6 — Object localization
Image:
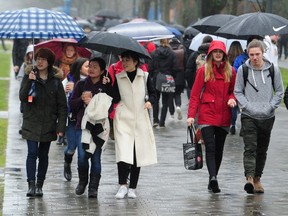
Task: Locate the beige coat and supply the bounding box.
[114,68,157,167]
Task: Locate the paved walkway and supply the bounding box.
[2,60,288,215]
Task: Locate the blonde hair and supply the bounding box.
[204,54,232,82]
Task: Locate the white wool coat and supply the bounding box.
[114,68,157,167]
[81,93,112,153]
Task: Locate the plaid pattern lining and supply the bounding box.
[0,7,84,39]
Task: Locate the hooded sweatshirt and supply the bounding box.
[234,59,283,120]
[149,46,178,82]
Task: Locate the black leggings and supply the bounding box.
[117,147,140,189]
[201,126,228,178]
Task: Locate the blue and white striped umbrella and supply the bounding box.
[0,7,85,39]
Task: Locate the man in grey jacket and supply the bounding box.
[234,39,284,194]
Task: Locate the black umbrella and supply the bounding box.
[215,12,288,39]
[95,9,120,19]
[192,14,236,34]
[77,31,151,59]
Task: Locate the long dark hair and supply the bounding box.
[68,57,88,82]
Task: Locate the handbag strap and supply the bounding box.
[187,126,198,144]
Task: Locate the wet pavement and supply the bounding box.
[2,60,288,215]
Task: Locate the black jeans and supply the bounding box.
[117,147,140,189]
[241,115,275,177]
[201,126,228,178]
[153,90,173,126]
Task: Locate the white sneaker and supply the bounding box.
[127,188,137,199]
[176,106,183,120]
[115,185,128,199]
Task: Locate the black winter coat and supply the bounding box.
[19,65,67,142]
[148,46,178,85]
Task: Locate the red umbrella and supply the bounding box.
[34,38,91,60]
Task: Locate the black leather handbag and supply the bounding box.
[183,126,203,170]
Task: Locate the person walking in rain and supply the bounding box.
[112,51,157,199]
[19,48,67,197]
[187,40,237,193]
[234,39,283,194]
[62,57,89,181]
[149,38,178,127]
[69,57,112,198]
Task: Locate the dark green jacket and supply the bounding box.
[19,65,67,142]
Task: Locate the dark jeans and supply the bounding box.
[26,140,51,182]
[153,90,173,126]
[231,105,239,126]
[169,85,184,115]
[241,115,275,177]
[201,126,228,178]
[117,147,140,189]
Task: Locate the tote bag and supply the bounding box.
[183,126,203,170]
[155,72,175,93]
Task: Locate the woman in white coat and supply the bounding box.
[111,50,157,199]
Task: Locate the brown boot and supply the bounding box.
[244,176,254,194]
[254,177,264,193]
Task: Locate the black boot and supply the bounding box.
[64,154,73,181]
[88,173,101,198]
[75,168,88,195]
[26,180,35,197]
[35,180,44,197]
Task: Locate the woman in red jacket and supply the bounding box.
[187,40,237,193]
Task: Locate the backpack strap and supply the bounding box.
[242,63,275,92]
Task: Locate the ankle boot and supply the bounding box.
[254,176,264,193]
[64,154,73,181]
[64,162,72,181]
[244,176,254,194]
[26,180,35,197]
[35,180,44,197]
[75,168,88,195]
[209,176,221,193]
[88,173,101,198]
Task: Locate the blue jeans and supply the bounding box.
[75,129,102,174]
[64,120,80,156]
[26,140,51,182]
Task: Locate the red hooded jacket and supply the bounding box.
[187,40,236,127]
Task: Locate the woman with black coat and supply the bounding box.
[19,48,67,197]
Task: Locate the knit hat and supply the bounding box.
[207,40,227,56]
[34,48,56,66]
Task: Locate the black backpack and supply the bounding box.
[242,63,275,92]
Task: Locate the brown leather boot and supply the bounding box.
[244,176,254,194]
[254,176,264,193]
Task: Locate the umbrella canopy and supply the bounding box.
[107,21,174,41]
[77,31,151,59]
[215,12,288,39]
[189,33,247,52]
[34,38,91,61]
[0,7,85,39]
[95,9,120,19]
[192,14,236,34]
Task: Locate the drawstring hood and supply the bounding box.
[234,57,284,120]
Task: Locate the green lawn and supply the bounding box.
[281,67,288,87]
[0,40,11,214]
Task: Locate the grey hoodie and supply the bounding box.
[234,59,283,120]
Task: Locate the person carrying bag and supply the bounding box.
[186,40,237,193]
